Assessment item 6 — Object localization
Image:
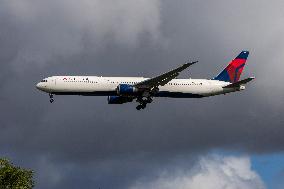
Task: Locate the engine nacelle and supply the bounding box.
[108,96,133,104]
[117,84,139,96]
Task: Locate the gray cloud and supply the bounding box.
[1,0,284,188]
[1,0,162,71]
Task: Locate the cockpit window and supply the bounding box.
[41,79,47,82]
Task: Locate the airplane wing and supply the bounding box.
[135,61,198,89]
[223,77,255,88]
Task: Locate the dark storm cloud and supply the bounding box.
[1,0,284,188]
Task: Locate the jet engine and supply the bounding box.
[117,84,140,96]
[107,96,133,104]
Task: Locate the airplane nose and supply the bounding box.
[36,83,42,90]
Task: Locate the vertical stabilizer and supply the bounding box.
[213,51,249,83]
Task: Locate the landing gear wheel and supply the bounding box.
[136,103,146,110]
[136,105,142,110]
[49,93,54,103]
[136,96,152,110]
[146,98,153,103]
[141,103,146,109]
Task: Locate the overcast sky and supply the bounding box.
[1,0,284,188]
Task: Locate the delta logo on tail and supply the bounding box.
[213,51,249,83]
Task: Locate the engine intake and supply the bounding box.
[108,96,133,104]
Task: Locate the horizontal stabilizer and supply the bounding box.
[223,77,255,88]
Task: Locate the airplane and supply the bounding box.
[36,51,254,110]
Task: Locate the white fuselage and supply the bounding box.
[36,76,242,98]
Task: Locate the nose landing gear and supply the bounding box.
[49,93,54,103]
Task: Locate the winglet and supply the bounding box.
[186,61,198,66]
[180,61,198,72]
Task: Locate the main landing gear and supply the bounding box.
[136,103,146,110]
[136,97,153,110]
[49,93,54,103]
